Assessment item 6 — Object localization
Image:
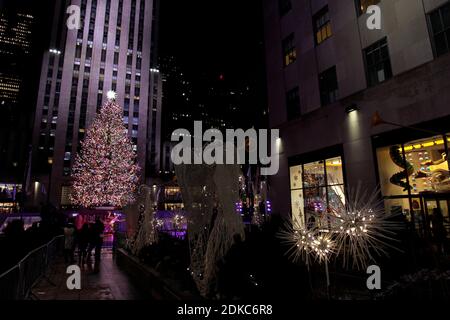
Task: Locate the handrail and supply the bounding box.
[0,234,63,300]
[18,235,64,266]
[0,264,19,279]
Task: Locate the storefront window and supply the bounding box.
[377,135,450,197]
[326,157,344,185]
[376,134,450,238]
[0,183,22,213]
[405,136,450,194]
[376,145,410,197]
[289,156,345,230]
[304,161,325,187]
[289,165,304,227]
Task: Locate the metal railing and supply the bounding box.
[0,235,63,300]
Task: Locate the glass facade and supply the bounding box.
[289,156,345,230]
[376,134,450,238]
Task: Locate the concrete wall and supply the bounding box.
[264,0,448,128]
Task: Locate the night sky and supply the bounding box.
[159,0,265,84]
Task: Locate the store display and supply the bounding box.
[389,145,414,191]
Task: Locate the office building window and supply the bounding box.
[77,0,87,39]
[319,66,339,106]
[429,2,450,57]
[314,6,332,45]
[128,0,137,50]
[286,87,301,120]
[101,48,107,62]
[97,93,103,109]
[279,0,292,16]
[45,81,52,95]
[356,0,380,16]
[137,0,145,51]
[282,33,297,67]
[117,0,123,27]
[364,37,392,86]
[103,0,111,44]
[86,46,92,59]
[136,56,142,70]
[88,0,97,42]
[75,44,82,58]
[115,29,121,46]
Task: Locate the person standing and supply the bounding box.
[77,223,90,264]
[63,219,76,264]
[431,208,447,255]
[93,218,105,262]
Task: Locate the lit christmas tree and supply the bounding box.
[71,91,139,208]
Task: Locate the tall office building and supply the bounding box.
[0,3,35,212]
[30,0,161,207]
[263,0,450,236]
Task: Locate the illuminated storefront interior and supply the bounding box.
[289,155,345,229]
[0,183,21,213]
[376,134,450,238]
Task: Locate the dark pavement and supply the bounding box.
[31,249,149,300]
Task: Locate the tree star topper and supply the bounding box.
[107,90,117,101]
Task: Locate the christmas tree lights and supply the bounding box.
[71,97,139,208]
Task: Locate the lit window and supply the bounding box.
[289,156,345,229]
[356,0,380,16]
[282,33,296,67]
[375,134,450,233]
[314,6,332,45]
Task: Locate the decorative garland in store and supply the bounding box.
[389,146,414,191]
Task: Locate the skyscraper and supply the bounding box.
[0,2,35,212]
[30,0,161,207]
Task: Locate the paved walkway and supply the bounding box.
[31,250,148,300]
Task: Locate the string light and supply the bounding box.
[71,99,139,208]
